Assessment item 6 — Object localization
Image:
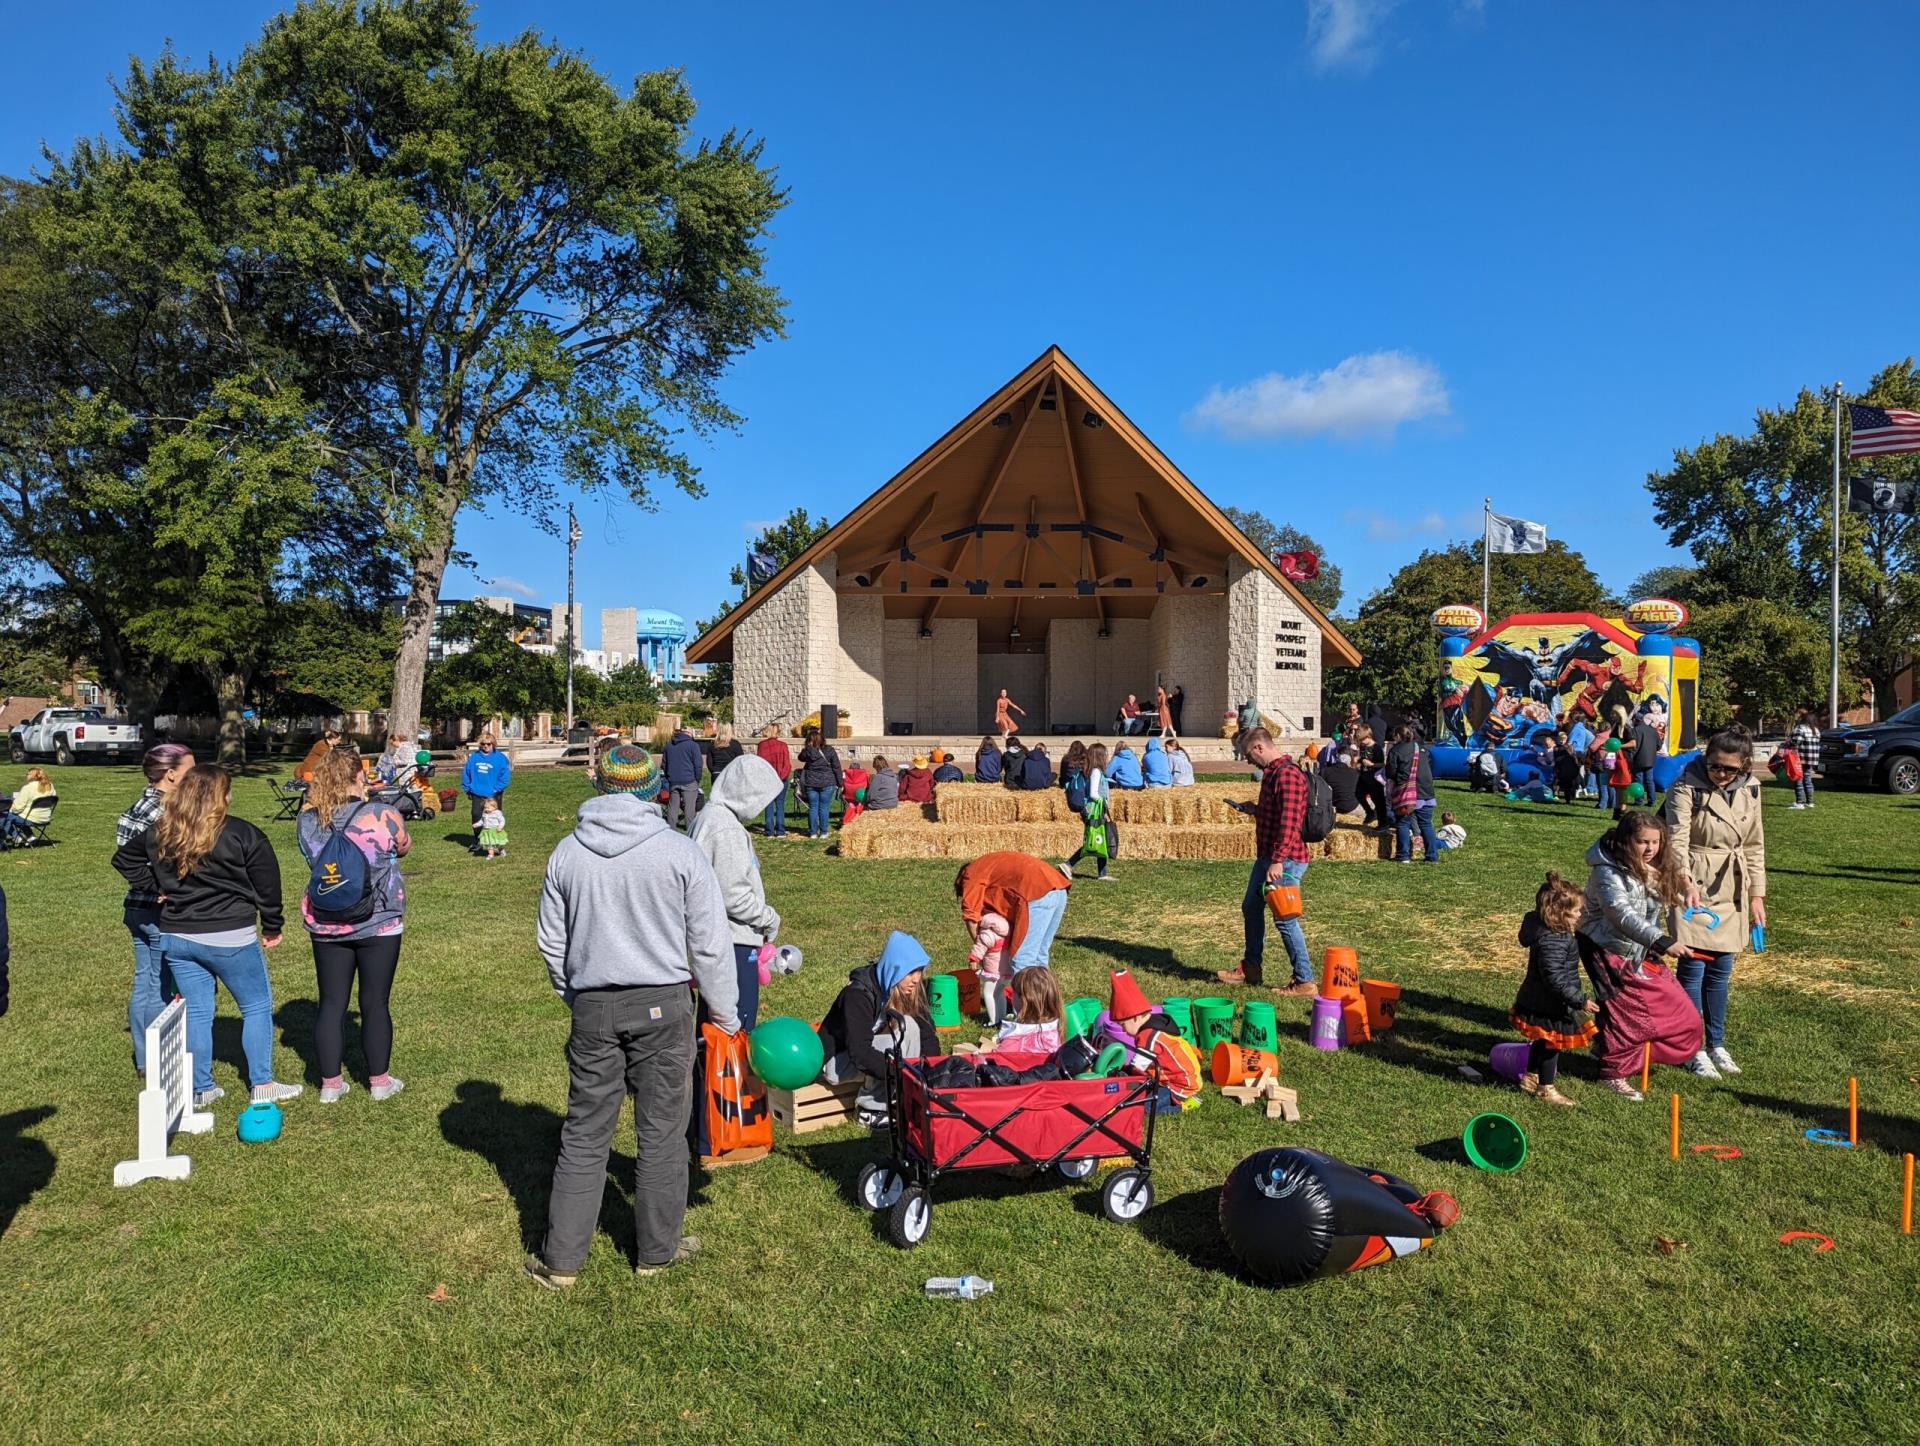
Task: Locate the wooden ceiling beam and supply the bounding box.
[842,491,941,584]
[1056,380,1105,630]
[1135,491,1187,588]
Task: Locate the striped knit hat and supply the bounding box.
[595,743,660,797]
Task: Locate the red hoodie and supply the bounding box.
[756,736,793,781]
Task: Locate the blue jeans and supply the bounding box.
[1395,805,1440,863]
[162,934,278,1093]
[1675,950,1732,1050]
[1242,859,1311,983]
[1631,767,1655,811]
[1792,775,1814,805]
[763,788,788,836]
[805,786,833,837]
[126,905,170,1073]
[1594,776,1614,809]
[1012,888,1070,971]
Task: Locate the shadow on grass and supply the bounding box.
[439,830,479,850]
[1066,935,1207,982]
[275,998,327,1086]
[1135,1186,1241,1276]
[0,1106,56,1243]
[1768,865,1920,883]
[440,1081,566,1255]
[1726,1089,1920,1159]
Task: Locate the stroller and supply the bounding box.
[856,1051,1160,1248]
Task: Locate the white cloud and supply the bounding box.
[478,575,539,600]
[1188,351,1451,442]
[1305,0,1399,72]
[1343,507,1449,544]
[742,519,780,540]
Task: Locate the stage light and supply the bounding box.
[1082,410,1102,428]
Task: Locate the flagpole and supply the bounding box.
[1830,385,1842,728]
[565,502,578,736]
[1481,496,1492,621]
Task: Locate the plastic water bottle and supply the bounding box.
[924,1275,993,1300]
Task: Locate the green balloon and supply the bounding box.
[414,750,432,765]
[1625,782,1646,804]
[748,1015,824,1091]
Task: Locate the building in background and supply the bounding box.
[601,606,638,672]
[552,602,586,665]
[599,606,689,681]
[422,597,554,663]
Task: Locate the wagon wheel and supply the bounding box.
[1054,1156,1097,1181]
[887,1187,932,1248]
[856,1162,905,1212]
[1101,1169,1154,1224]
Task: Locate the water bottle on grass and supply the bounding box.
[924,1275,993,1300]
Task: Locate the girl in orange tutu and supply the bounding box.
[1510,872,1596,1107]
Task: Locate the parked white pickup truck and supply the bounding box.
[9,708,143,765]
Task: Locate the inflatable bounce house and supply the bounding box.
[1430,598,1701,793]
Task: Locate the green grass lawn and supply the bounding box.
[2,763,1917,1442]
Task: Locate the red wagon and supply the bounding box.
[856,1053,1160,1248]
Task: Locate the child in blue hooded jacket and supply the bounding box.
[816,931,938,1126]
[1107,743,1145,789]
[1142,737,1173,787]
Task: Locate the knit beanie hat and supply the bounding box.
[595,743,660,796]
[1109,969,1152,1021]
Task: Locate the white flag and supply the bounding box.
[1487,512,1547,555]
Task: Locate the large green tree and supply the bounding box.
[1645,361,1918,714]
[695,507,831,702]
[421,603,564,727]
[1325,540,1612,717]
[1220,506,1343,615]
[210,0,788,740]
[1687,598,1827,733]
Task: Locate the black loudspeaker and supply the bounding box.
[819,704,838,739]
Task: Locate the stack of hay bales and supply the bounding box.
[836,782,1390,861]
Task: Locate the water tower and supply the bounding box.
[635,609,689,681]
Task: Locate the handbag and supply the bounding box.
[1391,745,1422,817]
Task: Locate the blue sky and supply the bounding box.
[4,2,1916,645]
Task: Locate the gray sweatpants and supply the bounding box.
[665,783,701,833]
[541,984,697,1272]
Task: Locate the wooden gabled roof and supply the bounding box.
[687,346,1360,666]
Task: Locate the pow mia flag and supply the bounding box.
[1847,477,1916,515]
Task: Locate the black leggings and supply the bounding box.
[313,933,404,1078]
[1526,1039,1560,1084]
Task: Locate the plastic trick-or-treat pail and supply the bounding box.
[1192,998,1236,1054]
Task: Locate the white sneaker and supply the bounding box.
[1709,1047,1740,1075]
[1789,802,1805,810]
[319,1080,353,1104]
[1686,1051,1722,1080]
[370,1078,406,1102]
[252,1081,304,1103]
[193,1086,226,1108]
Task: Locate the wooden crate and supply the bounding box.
[768,1078,863,1135]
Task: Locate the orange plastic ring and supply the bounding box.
[1776,1231,1835,1253]
[1690,1144,1742,1160]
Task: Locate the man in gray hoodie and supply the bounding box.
[526,744,738,1288]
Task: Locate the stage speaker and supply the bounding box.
[819,704,838,740]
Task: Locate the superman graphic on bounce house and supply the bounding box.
[1428,599,1701,791]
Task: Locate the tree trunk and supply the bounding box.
[387,480,464,743]
[209,668,250,768]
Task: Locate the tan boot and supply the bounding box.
[1517,1072,1541,1097]
[1536,1083,1577,1107]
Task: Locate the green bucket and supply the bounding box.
[927,973,962,1029]
[1063,996,1103,1040]
[1161,997,1195,1044]
[1463,1111,1529,1173]
[1239,1000,1279,1051]
[1192,997,1236,1055]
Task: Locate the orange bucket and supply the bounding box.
[1341,995,1373,1045]
[954,968,983,1017]
[1211,1040,1281,1087]
[1321,946,1360,1001]
[1360,978,1400,1033]
[1265,882,1303,921]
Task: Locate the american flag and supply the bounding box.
[1849,402,1920,458]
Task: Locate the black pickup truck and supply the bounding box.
[1820,701,1920,795]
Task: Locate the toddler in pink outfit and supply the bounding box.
[968,910,1011,1024]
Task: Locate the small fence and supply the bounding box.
[114,998,214,1187]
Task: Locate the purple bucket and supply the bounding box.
[1310,995,1345,1051]
[1489,1041,1532,1083]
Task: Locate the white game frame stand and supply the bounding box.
[114,998,215,1186]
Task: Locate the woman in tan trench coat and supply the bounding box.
[1664,724,1767,1080]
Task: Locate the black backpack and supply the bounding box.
[1300,766,1337,844]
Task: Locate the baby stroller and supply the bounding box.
[856,1051,1160,1248]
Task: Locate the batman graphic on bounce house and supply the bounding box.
[1428,604,1702,792]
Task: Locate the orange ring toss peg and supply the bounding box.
[1669,1093,1680,1160]
[1640,1041,1650,1093]
[1903,1153,1914,1235]
[1777,1231,1835,1253]
[1848,1077,1858,1146]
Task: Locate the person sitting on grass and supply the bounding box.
[1165,736,1196,787]
[1509,872,1595,1107]
[1576,811,1701,1102]
[816,931,937,1128]
[1109,968,1203,1113]
[1436,811,1466,850]
[990,965,1065,1053]
[1,768,56,845]
[1106,742,1144,789]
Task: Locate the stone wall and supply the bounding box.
[1045,618,1153,730]
[1226,556,1324,736]
[881,617,979,733]
[834,595,886,736]
[733,554,841,735]
[1150,594,1228,739]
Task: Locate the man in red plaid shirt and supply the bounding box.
[1216,727,1314,994]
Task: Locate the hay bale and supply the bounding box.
[1315,822,1390,861]
[933,783,1019,826]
